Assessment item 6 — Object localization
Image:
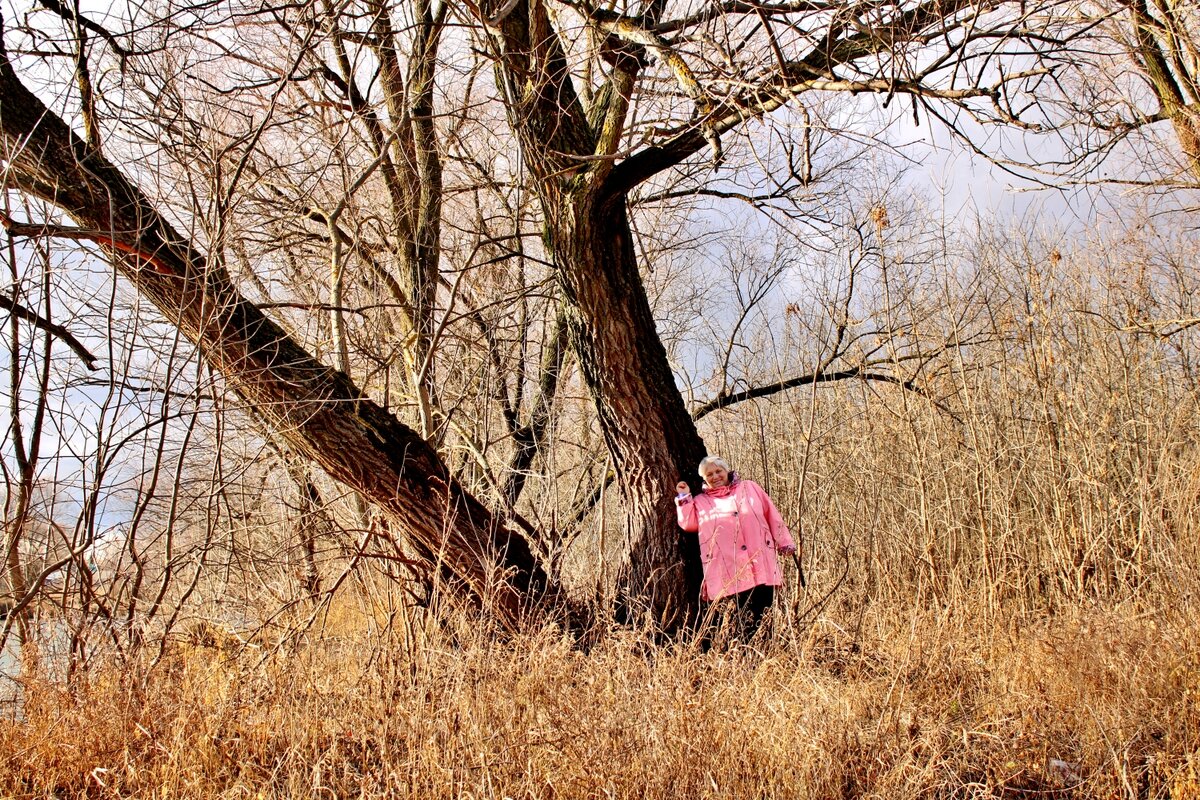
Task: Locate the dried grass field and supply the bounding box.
[7,0,1200,793]
[3,600,1198,799]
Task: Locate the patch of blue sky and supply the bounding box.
[1,237,223,547]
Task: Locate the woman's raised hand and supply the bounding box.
[675,481,690,495]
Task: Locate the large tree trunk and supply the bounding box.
[482,0,709,630]
[546,191,708,629]
[0,40,558,631]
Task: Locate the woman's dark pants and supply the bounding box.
[700,585,775,648]
[731,585,775,639]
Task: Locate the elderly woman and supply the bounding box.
[674,456,797,638]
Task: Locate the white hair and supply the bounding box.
[697,456,731,477]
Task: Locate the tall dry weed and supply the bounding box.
[5,223,1200,798]
[2,605,1197,798]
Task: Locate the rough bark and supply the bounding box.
[483,0,709,629]
[1128,0,1200,181]
[0,40,558,631]
[547,193,708,628]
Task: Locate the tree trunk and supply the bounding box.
[544,190,707,630]
[483,0,709,630]
[1128,0,1200,181]
[1170,109,1200,183]
[0,42,559,631]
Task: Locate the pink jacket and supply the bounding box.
[675,479,796,602]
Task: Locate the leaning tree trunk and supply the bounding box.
[544,189,708,630]
[0,38,560,631]
[483,0,710,631]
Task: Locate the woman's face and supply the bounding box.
[702,463,729,488]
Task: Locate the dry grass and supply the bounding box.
[5,225,1200,798]
[2,601,1197,799]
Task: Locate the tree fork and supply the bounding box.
[485,0,710,630]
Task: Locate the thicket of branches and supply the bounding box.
[2,0,1199,666]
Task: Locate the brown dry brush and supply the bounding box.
[712,226,1200,619]
[1,607,1197,798]
[4,232,1200,797]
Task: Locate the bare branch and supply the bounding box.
[0,292,97,369]
[691,366,957,420]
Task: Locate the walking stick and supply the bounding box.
[791,551,806,589]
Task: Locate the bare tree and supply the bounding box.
[1,0,1073,633]
[466,0,1056,626]
[0,16,564,630]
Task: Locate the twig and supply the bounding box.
[0,292,97,369]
